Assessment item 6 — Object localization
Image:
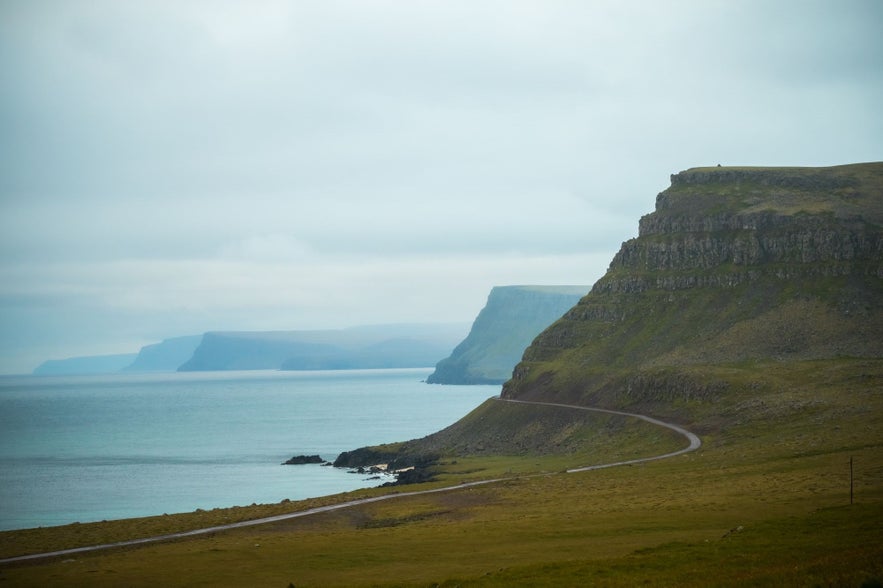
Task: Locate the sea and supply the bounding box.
[0,368,499,531]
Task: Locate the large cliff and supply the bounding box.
[427,285,588,385]
[502,163,883,408]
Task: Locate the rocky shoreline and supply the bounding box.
[281,452,423,486]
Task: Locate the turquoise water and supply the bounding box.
[0,369,498,530]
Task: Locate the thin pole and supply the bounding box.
[850,456,854,505]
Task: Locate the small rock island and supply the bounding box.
[281,454,326,465]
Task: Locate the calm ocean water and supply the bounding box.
[0,368,498,531]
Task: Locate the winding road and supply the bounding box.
[0,398,701,565]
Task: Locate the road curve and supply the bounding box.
[499,398,702,472]
[0,398,700,565]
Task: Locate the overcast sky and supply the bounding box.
[1,1,881,373]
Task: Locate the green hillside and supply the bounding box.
[503,163,883,410]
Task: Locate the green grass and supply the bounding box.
[1,359,881,586]
[451,501,883,587]
[665,162,883,222]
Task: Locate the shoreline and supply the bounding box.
[0,370,498,532]
[0,399,700,565]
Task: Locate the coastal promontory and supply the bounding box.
[502,163,883,407]
[426,285,588,385]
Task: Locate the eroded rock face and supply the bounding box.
[623,215,880,273]
[503,163,883,403]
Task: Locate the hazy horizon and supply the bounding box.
[2,1,881,374]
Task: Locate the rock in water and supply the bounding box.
[281,454,326,465]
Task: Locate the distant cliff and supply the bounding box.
[426,286,588,385]
[502,163,883,406]
[177,324,467,371]
[123,335,203,372]
[32,335,202,375]
[33,353,138,376]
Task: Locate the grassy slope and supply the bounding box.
[667,162,883,221]
[2,359,882,587]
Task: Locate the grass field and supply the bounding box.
[1,359,881,586]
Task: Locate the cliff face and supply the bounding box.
[426,285,588,385]
[123,335,203,372]
[503,163,883,407]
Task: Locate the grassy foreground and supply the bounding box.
[1,359,882,586]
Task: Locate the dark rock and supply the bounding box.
[382,462,439,486]
[333,447,401,468]
[281,454,325,465]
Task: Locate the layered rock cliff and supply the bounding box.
[426,285,588,385]
[502,163,883,407]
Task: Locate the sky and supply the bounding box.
[1,1,881,373]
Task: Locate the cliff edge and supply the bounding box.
[427,285,588,385]
[502,163,883,408]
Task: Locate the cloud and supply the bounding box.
[1,0,881,372]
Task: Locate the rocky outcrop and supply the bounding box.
[503,163,883,405]
[281,455,326,465]
[332,447,440,486]
[426,286,588,385]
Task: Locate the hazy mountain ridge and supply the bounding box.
[177,324,468,372]
[32,325,468,375]
[32,337,201,376]
[32,354,139,376]
[426,285,588,384]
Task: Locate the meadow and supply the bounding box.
[1,358,881,586]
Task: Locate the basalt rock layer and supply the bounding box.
[502,163,883,408]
